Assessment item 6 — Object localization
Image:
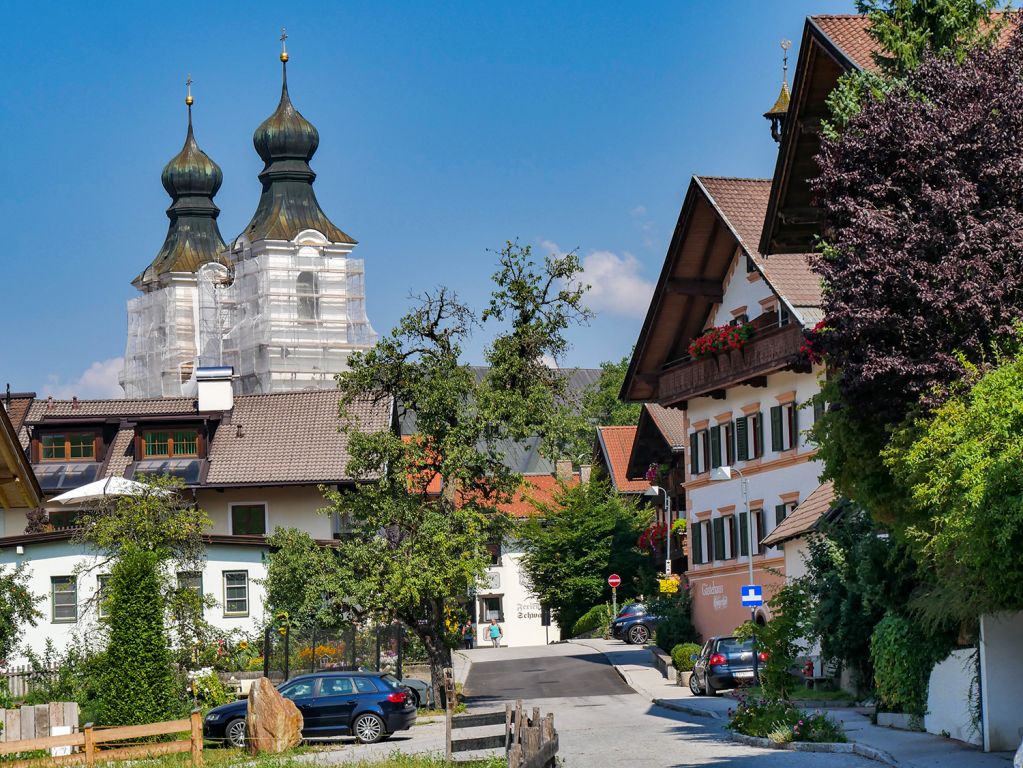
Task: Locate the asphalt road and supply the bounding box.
[464,647,632,702]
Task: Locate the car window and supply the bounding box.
[354,677,377,693]
[380,674,403,689]
[700,641,712,657]
[279,680,315,700]
[319,677,355,696]
[715,638,754,654]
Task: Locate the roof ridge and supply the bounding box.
[809,13,866,19]
[695,175,772,183]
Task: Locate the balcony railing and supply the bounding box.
[658,322,805,404]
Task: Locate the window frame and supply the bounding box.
[142,429,200,459]
[97,574,111,619]
[689,429,710,475]
[223,570,250,617]
[481,595,504,622]
[229,502,269,536]
[39,432,96,463]
[177,571,204,596]
[51,576,78,624]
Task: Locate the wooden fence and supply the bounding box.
[2,666,57,702]
[1,703,79,743]
[0,710,203,768]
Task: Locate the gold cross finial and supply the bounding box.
[280,27,289,63]
[185,73,194,106]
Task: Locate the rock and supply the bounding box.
[246,677,303,755]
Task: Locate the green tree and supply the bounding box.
[97,545,177,725]
[0,564,41,663]
[566,355,643,458]
[736,581,814,702]
[262,527,349,629]
[320,241,590,703]
[518,479,652,637]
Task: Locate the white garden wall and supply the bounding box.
[979,611,1023,752]
[925,648,980,746]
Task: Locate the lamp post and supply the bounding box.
[644,485,672,576]
[710,465,759,683]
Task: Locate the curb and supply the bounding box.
[653,698,725,720]
[726,731,899,766]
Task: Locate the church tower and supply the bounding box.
[209,32,377,394]
[121,81,230,398]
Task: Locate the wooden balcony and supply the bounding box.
[657,322,806,405]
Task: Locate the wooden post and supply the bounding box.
[83,723,95,768]
[508,742,522,768]
[444,667,454,761]
[515,699,524,746]
[532,706,540,729]
[189,709,203,766]
[505,702,513,751]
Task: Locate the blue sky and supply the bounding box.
[2,0,854,398]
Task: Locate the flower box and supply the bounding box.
[688,322,755,361]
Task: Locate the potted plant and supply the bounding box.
[671,642,702,688]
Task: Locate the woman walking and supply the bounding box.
[487,618,503,648]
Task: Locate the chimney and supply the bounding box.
[72,396,79,410]
[555,459,573,482]
[196,367,234,412]
[579,464,592,484]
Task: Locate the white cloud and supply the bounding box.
[544,241,655,319]
[43,357,124,400]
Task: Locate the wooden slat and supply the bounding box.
[523,736,559,768]
[0,730,86,755]
[92,718,191,743]
[451,711,508,729]
[451,734,508,752]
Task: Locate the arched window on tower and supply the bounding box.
[297,271,318,320]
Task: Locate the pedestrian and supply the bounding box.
[462,620,475,650]
[488,618,503,648]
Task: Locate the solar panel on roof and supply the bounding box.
[34,462,101,492]
[130,459,204,485]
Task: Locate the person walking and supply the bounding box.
[461,620,475,650]
[487,618,503,648]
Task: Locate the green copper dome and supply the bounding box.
[236,62,355,246]
[134,106,229,288]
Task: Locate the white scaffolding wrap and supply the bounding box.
[121,280,202,398]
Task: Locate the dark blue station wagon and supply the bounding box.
[203,671,417,747]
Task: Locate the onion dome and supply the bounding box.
[236,38,355,246]
[764,40,792,144]
[134,85,229,289]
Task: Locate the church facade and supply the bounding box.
[121,44,376,398]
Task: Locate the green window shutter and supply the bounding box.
[690,433,699,475]
[727,421,736,464]
[770,405,783,452]
[791,404,799,449]
[727,517,737,560]
[712,517,725,561]
[736,417,749,461]
[755,509,766,554]
[756,412,765,457]
[775,503,788,526]
[691,522,702,565]
[710,426,722,469]
[738,512,749,557]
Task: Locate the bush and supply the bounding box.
[728,693,846,743]
[671,642,702,673]
[870,612,951,717]
[734,580,812,702]
[649,590,696,652]
[187,668,232,710]
[572,603,612,638]
[22,637,103,720]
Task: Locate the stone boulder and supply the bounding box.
[246,677,303,755]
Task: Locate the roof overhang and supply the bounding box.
[0,405,41,509]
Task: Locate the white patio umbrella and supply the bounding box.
[49,476,169,505]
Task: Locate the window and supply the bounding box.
[735,412,764,461]
[279,679,314,700]
[223,571,249,617]
[486,542,502,567]
[481,596,503,622]
[690,520,711,565]
[730,314,749,326]
[724,516,737,560]
[143,430,199,458]
[297,271,319,320]
[40,433,95,462]
[712,517,725,561]
[770,403,799,452]
[775,502,798,530]
[738,509,768,557]
[230,503,267,536]
[709,422,736,469]
[97,575,111,619]
[354,677,377,693]
[689,430,710,475]
[48,509,79,530]
[779,304,792,327]
[177,571,203,596]
[319,677,354,696]
[51,576,77,623]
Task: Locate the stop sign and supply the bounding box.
[608,573,621,588]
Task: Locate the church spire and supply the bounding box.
[134,78,228,288]
[236,30,355,247]
[764,40,792,144]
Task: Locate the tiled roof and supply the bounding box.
[498,474,579,518]
[645,404,687,449]
[102,429,136,479]
[755,252,823,324]
[5,397,34,433]
[762,481,835,547]
[206,390,392,485]
[596,426,648,494]
[810,15,881,72]
[696,177,772,257]
[24,397,197,421]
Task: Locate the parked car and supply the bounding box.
[400,677,435,710]
[610,603,663,645]
[689,636,768,695]
[203,671,417,747]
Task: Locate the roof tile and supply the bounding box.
[498,474,579,518]
[762,480,835,547]
[811,15,881,72]
[645,404,687,449]
[597,425,648,493]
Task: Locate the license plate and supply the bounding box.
[734,671,754,679]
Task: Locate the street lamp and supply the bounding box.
[644,485,672,576]
[710,465,760,683]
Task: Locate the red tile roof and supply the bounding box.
[762,481,835,547]
[644,404,687,450]
[5,396,34,433]
[596,425,648,493]
[498,474,579,518]
[810,15,881,72]
[696,177,772,257]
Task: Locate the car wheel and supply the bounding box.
[627,624,650,645]
[409,689,421,710]
[689,671,703,696]
[353,713,386,744]
[225,718,247,749]
[706,678,719,696]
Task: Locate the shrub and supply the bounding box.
[671,642,702,673]
[22,637,103,719]
[649,590,696,652]
[728,693,846,743]
[734,580,812,702]
[572,603,611,638]
[870,612,951,717]
[187,668,232,710]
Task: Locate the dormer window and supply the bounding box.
[143,430,199,459]
[40,433,95,462]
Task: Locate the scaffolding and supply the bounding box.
[121,281,201,398]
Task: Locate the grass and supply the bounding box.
[85,749,504,768]
[737,685,854,703]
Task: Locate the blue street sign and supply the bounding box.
[741,584,763,607]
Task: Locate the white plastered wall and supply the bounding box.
[195,485,333,539]
[979,611,1023,751]
[476,545,556,648]
[926,648,980,746]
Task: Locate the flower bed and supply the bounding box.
[688,323,754,360]
[728,693,846,744]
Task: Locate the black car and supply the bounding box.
[203,671,417,747]
[610,603,663,645]
[689,636,767,695]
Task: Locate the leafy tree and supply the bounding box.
[566,355,643,459]
[736,581,814,702]
[518,479,652,637]
[321,241,589,703]
[870,612,953,717]
[0,564,41,663]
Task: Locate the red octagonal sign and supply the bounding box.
[607,573,621,588]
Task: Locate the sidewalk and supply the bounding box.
[572,639,1015,768]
